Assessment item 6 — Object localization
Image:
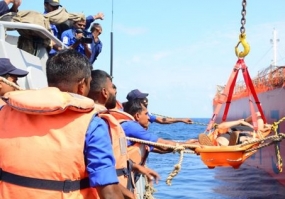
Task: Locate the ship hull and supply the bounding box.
[215,88,285,186]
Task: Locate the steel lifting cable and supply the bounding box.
[235,0,250,58]
[240,0,246,34]
[205,0,252,133]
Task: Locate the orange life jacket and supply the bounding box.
[0,87,108,199]
[115,100,123,110]
[98,110,131,190]
[0,97,5,106]
[109,109,150,166]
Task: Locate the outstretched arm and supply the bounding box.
[155,116,193,124]
[152,138,183,153]
[85,12,104,30]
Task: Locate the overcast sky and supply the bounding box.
[21,0,285,118]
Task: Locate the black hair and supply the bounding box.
[88,69,112,100]
[46,49,92,88]
[123,99,144,116]
[90,23,102,33]
[132,97,148,108]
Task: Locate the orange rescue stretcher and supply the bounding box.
[195,143,258,169]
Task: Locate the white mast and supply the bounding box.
[271,28,279,68]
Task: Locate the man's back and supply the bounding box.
[0,87,121,199]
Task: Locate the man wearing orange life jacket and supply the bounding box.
[87,70,160,188]
[0,50,124,199]
[0,58,28,106]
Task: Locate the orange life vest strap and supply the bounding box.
[0,168,90,193]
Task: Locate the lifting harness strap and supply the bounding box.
[207,58,266,132]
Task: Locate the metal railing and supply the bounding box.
[0,21,67,49]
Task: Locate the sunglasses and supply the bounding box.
[95,28,102,35]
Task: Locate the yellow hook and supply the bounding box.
[235,33,250,58]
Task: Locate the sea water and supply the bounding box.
[147,118,285,199]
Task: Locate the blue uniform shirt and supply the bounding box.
[0,1,10,16]
[43,11,59,56]
[84,115,118,187]
[148,113,157,123]
[121,121,159,151]
[60,15,95,56]
[49,24,59,56]
[85,15,95,30]
[61,28,87,55]
[89,38,102,64]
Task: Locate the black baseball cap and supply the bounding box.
[44,0,61,6]
[0,58,28,77]
[126,89,149,101]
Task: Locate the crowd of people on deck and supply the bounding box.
[0,1,273,199]
[0,0,103,64]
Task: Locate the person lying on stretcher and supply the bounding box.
[199,112,272,146]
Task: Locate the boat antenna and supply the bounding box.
[110,0,114,78]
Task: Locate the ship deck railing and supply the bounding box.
[0,21,67,50]
[213,66,285,103]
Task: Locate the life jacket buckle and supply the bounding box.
[63,179,72,193]
[122,168,129,177]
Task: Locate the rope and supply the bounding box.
[126,137,197,186]
[272,116,285,132]
[0,77,23,91]
[143,173,156,199]
[191,122,209,126]
[242,133,285,152]
[271,118,285,172]
[151,113,173,119]
[126,137,197,152]
[165,144,185,186]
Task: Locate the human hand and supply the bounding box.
[10,0,22,12]
[144,167,160,184]
[94,12,104,20]
[75,32,84,40]
[182,118,193,124]
[184,139,199,145]
[133,164,160,184]
[13,0,22,7]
